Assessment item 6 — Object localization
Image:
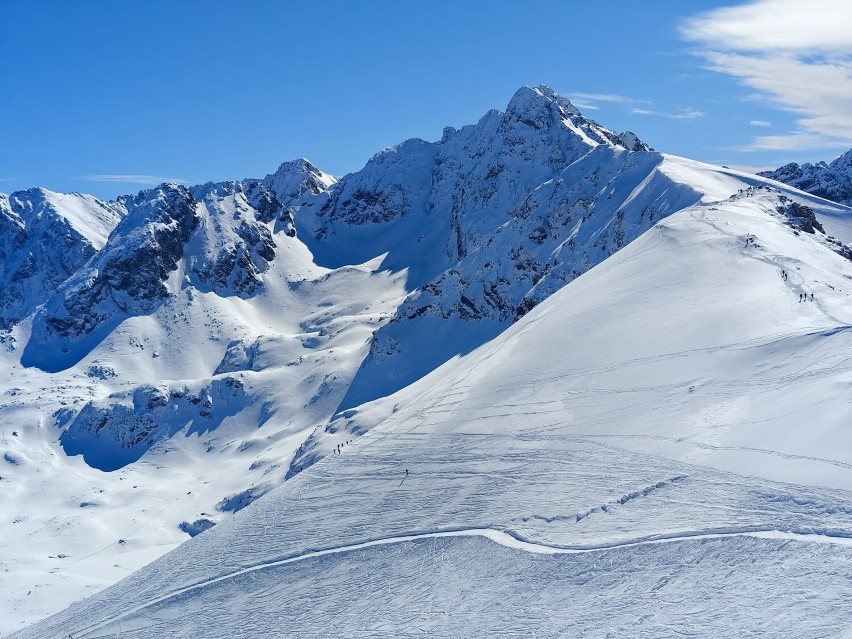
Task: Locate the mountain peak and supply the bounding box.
[503,85,649,153]
[263,157,337,204]
[506,84,581,118]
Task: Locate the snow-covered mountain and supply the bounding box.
[0,188,124,329]
[760,148,852,206]
[4,85,852,636]
[12,180,852,639]
[299,86,666,410]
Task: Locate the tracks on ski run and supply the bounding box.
[75,525,852,638]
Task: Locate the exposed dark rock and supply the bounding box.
[760,150,852,206]
[179,518,216,537]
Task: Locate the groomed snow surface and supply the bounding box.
[11,182,852,638]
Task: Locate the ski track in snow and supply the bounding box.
[70,525,852,639]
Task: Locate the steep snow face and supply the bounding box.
[337,147,705,409]
[0,188,124,328]
[298,85,648,285]
[327,150,851,413]
[760,148,852,206]
[297,86,661,407]
[186,180,283,296]
[15,188,852,639]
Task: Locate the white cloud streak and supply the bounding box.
[570,102,600,111]
[569,93,652,107]
[681,0,852,54]
[750,120,772,127]
[83,174,188,185]
[681,0,852,151]
[570,92,701,122]
[630,107,705,121]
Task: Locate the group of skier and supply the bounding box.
[781,269,814,303]
[331,440,409,478]
[332,439,353,455]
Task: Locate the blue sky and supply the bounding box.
[2,0,850,198]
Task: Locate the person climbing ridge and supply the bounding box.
[810,293,814,301]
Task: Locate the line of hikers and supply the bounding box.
[332,439,410,479]
[332,439,354,455]
[781,270,814,302]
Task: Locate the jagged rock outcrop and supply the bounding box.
[60,376,249,471]
[298,86,651,285]
[0,188,123,328]
[187,180,280,297]
[21,161,336,372]
[21,184,198,370]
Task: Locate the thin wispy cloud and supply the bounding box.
[569,92,701,123]
[737,131,848,152]
[569,93,652,107]
[750,120,772,127]
[681,0,852,151]
[83,174,188,185]
[630,107,705,121]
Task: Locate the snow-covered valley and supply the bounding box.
[4,86,852,637]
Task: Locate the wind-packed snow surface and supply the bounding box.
[4,85,852,637]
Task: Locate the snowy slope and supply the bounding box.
[298,86,658,408]
[291,154,852,475]
[13,185,852,638]
[1,163,411,633]
[760,147,852,206]
[5,86,852,636]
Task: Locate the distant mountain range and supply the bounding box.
[760,148,852,206]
